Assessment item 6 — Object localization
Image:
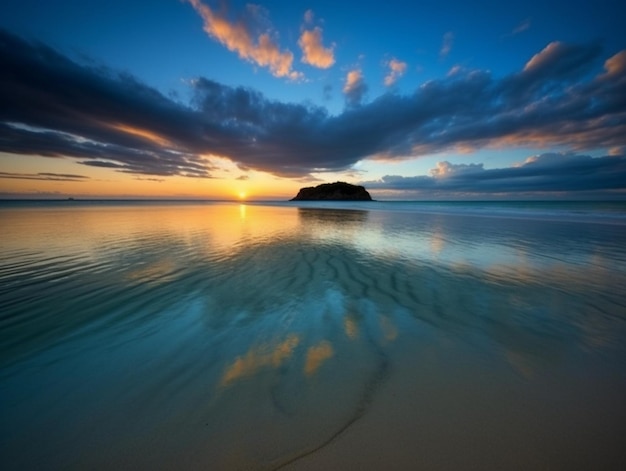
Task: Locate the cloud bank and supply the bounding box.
[361,153,626,195]
[1,29,625,192]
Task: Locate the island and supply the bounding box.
[290,181,372,201]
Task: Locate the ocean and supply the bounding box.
[1,200,625,470]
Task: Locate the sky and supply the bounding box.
[0,0,625,200]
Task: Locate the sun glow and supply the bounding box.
[238,191,247,200]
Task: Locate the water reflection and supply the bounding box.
[220,334,300,387]
[298,207,369,225]
[3,202,623,369]
[378,314,398,343]
[304,341,334,376]
[1,202,625,470]
[344,313,360,340]
[125,259,178,285]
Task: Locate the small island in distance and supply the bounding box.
[290,181,373,201]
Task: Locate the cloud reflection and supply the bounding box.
[378,315,398,342]
[220,334,300,386]
[344,314,359,340]
[304,341,334,376]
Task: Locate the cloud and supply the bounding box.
[134,177,166,182]
[513,18,531,35]
[322,83,333,101]
[504,18,531,38]
[430,161,484,177]
[1,29,626,185]
[440,32,454,59]
[303,9,314,24]
[0,30,216,178]
[609,146,625,156]
[0,171,90,182]
[522,41,600,76]
[384,58,407,86]
[184,0,300,79]
[343,69,368,106]
[361,153,626,194]
[299,26,335,69]
[601,50,626,80]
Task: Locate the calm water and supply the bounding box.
[1,201,625,470]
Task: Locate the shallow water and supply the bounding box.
[1,201,625,470]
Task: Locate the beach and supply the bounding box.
[1,201,625,470]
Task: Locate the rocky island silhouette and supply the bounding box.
[290,182,372,201]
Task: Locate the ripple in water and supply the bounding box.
[1,202,625,470]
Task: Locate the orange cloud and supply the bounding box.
[185,0,300,79]
[524,41,560,72]
[384,58,407,86]
[344,69,363,93]
[109,123,171,147]
[299,27,335,69]
[600,50,626,79]
[343,68,368,106]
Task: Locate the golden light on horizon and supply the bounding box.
[1,151,306,200]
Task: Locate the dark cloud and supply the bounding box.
[361,153,626,195]
[134,177,166,182]
[0,171,90,182]
[1,29,625,184]
[0,30,211,178]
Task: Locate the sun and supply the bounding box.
[238,191,247,200]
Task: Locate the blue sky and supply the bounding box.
[1,0,625,199]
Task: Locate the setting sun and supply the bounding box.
[238,191,247,200]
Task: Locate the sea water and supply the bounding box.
[1,201,625,470]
